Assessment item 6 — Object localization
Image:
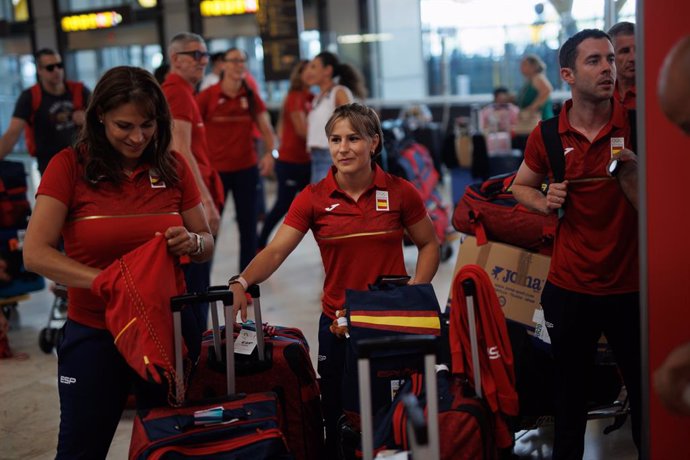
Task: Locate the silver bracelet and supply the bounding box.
[190,233,204,256]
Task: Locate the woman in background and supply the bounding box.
[516,54,554,121]
[258,60,313,249]
[196,47,277,271]
[305,51,367,183]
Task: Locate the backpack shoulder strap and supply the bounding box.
[66,81,84,110]
[29,84,42,124]
[627,109,637,154]
[540,116,565,182]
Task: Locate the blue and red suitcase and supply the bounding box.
[185,285,324,460]
[128,289,292,459]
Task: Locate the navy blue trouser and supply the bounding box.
[220,166,260,271]
[257,160,311,248]
[317,313,347,454]
[541,281,641,460]
[56,319,167,459]
[182,260,211,363]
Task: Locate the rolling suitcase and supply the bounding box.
[185,285,324,460]
[369,277,499,460]
[358,335,441,460]
[128,288,292,459]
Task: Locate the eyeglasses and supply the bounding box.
[176,50,210,61]
[42,62,64,72]
[224,58,247,64]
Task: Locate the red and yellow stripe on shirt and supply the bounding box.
[349,309,441,335]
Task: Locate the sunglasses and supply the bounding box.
[43,62,64,72]
[176,50,210,61]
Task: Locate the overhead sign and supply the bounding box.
[200,0,258,17]
[60,7,130,32]
[256,0,303,81]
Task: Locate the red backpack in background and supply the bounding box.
[24,81,84,156]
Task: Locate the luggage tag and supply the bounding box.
[234,328,257,355]
[610,137,624,160]
[532,307,552,345]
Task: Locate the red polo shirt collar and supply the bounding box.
[557,98,627,140]
[323,163,389,198]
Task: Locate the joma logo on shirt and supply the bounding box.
[492,266,544,292]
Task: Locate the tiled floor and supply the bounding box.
[0,174,638,459]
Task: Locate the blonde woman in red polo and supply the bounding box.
[227,103,440,452]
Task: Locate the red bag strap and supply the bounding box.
[468,210,488,246]
[66,81,84,110]
[29,84,42,124]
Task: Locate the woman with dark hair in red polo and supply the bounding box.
[228,102,440,453]
[196,47,277,271]
[258,59,313,248]
[22,66,214,459]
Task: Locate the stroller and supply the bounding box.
[379,119,454,261]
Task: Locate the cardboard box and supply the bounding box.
[448,235,551,333]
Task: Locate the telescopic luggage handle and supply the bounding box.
[208,284,265,362]
[462,278,483,398]
[170,289,235,404]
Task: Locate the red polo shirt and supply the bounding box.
[196,83,267,172]
[524,99,638,294]
[162,73,223,207]
[37,147,201,329]
[279,90,313,164]
[614,82,636,110]
[284,164,428,318]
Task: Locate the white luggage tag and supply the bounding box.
[234,328,257,355]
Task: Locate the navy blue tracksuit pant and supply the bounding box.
[317,313,347,454]
[219,166,260,271]
[56,319,167,459]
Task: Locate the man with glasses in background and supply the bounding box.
[162,32,224,362]
[0,48,90,174]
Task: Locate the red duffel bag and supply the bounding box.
[452,172,557,255]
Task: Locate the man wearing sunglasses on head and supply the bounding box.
[0,48,91,174]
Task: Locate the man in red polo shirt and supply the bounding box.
[608,21,636,110]
[162,32,223,360]
[512,29,640,459]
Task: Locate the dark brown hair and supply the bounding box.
[76,66,177,186]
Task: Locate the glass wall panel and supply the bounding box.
[0,53,35,153]
[68,44,162,90]
[420,0,636,97]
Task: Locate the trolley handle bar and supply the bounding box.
[170,290,233,311]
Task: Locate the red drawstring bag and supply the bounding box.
[92,235,186,392]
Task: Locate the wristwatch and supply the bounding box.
[190,233,204,256]
[228,275,248,290]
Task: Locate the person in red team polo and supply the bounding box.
[162,32,225,361]
[512,29,640,459]
[196,47,277,271]
[228,103,440,453]
[608,21,636,110]
[22,66,213,459]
